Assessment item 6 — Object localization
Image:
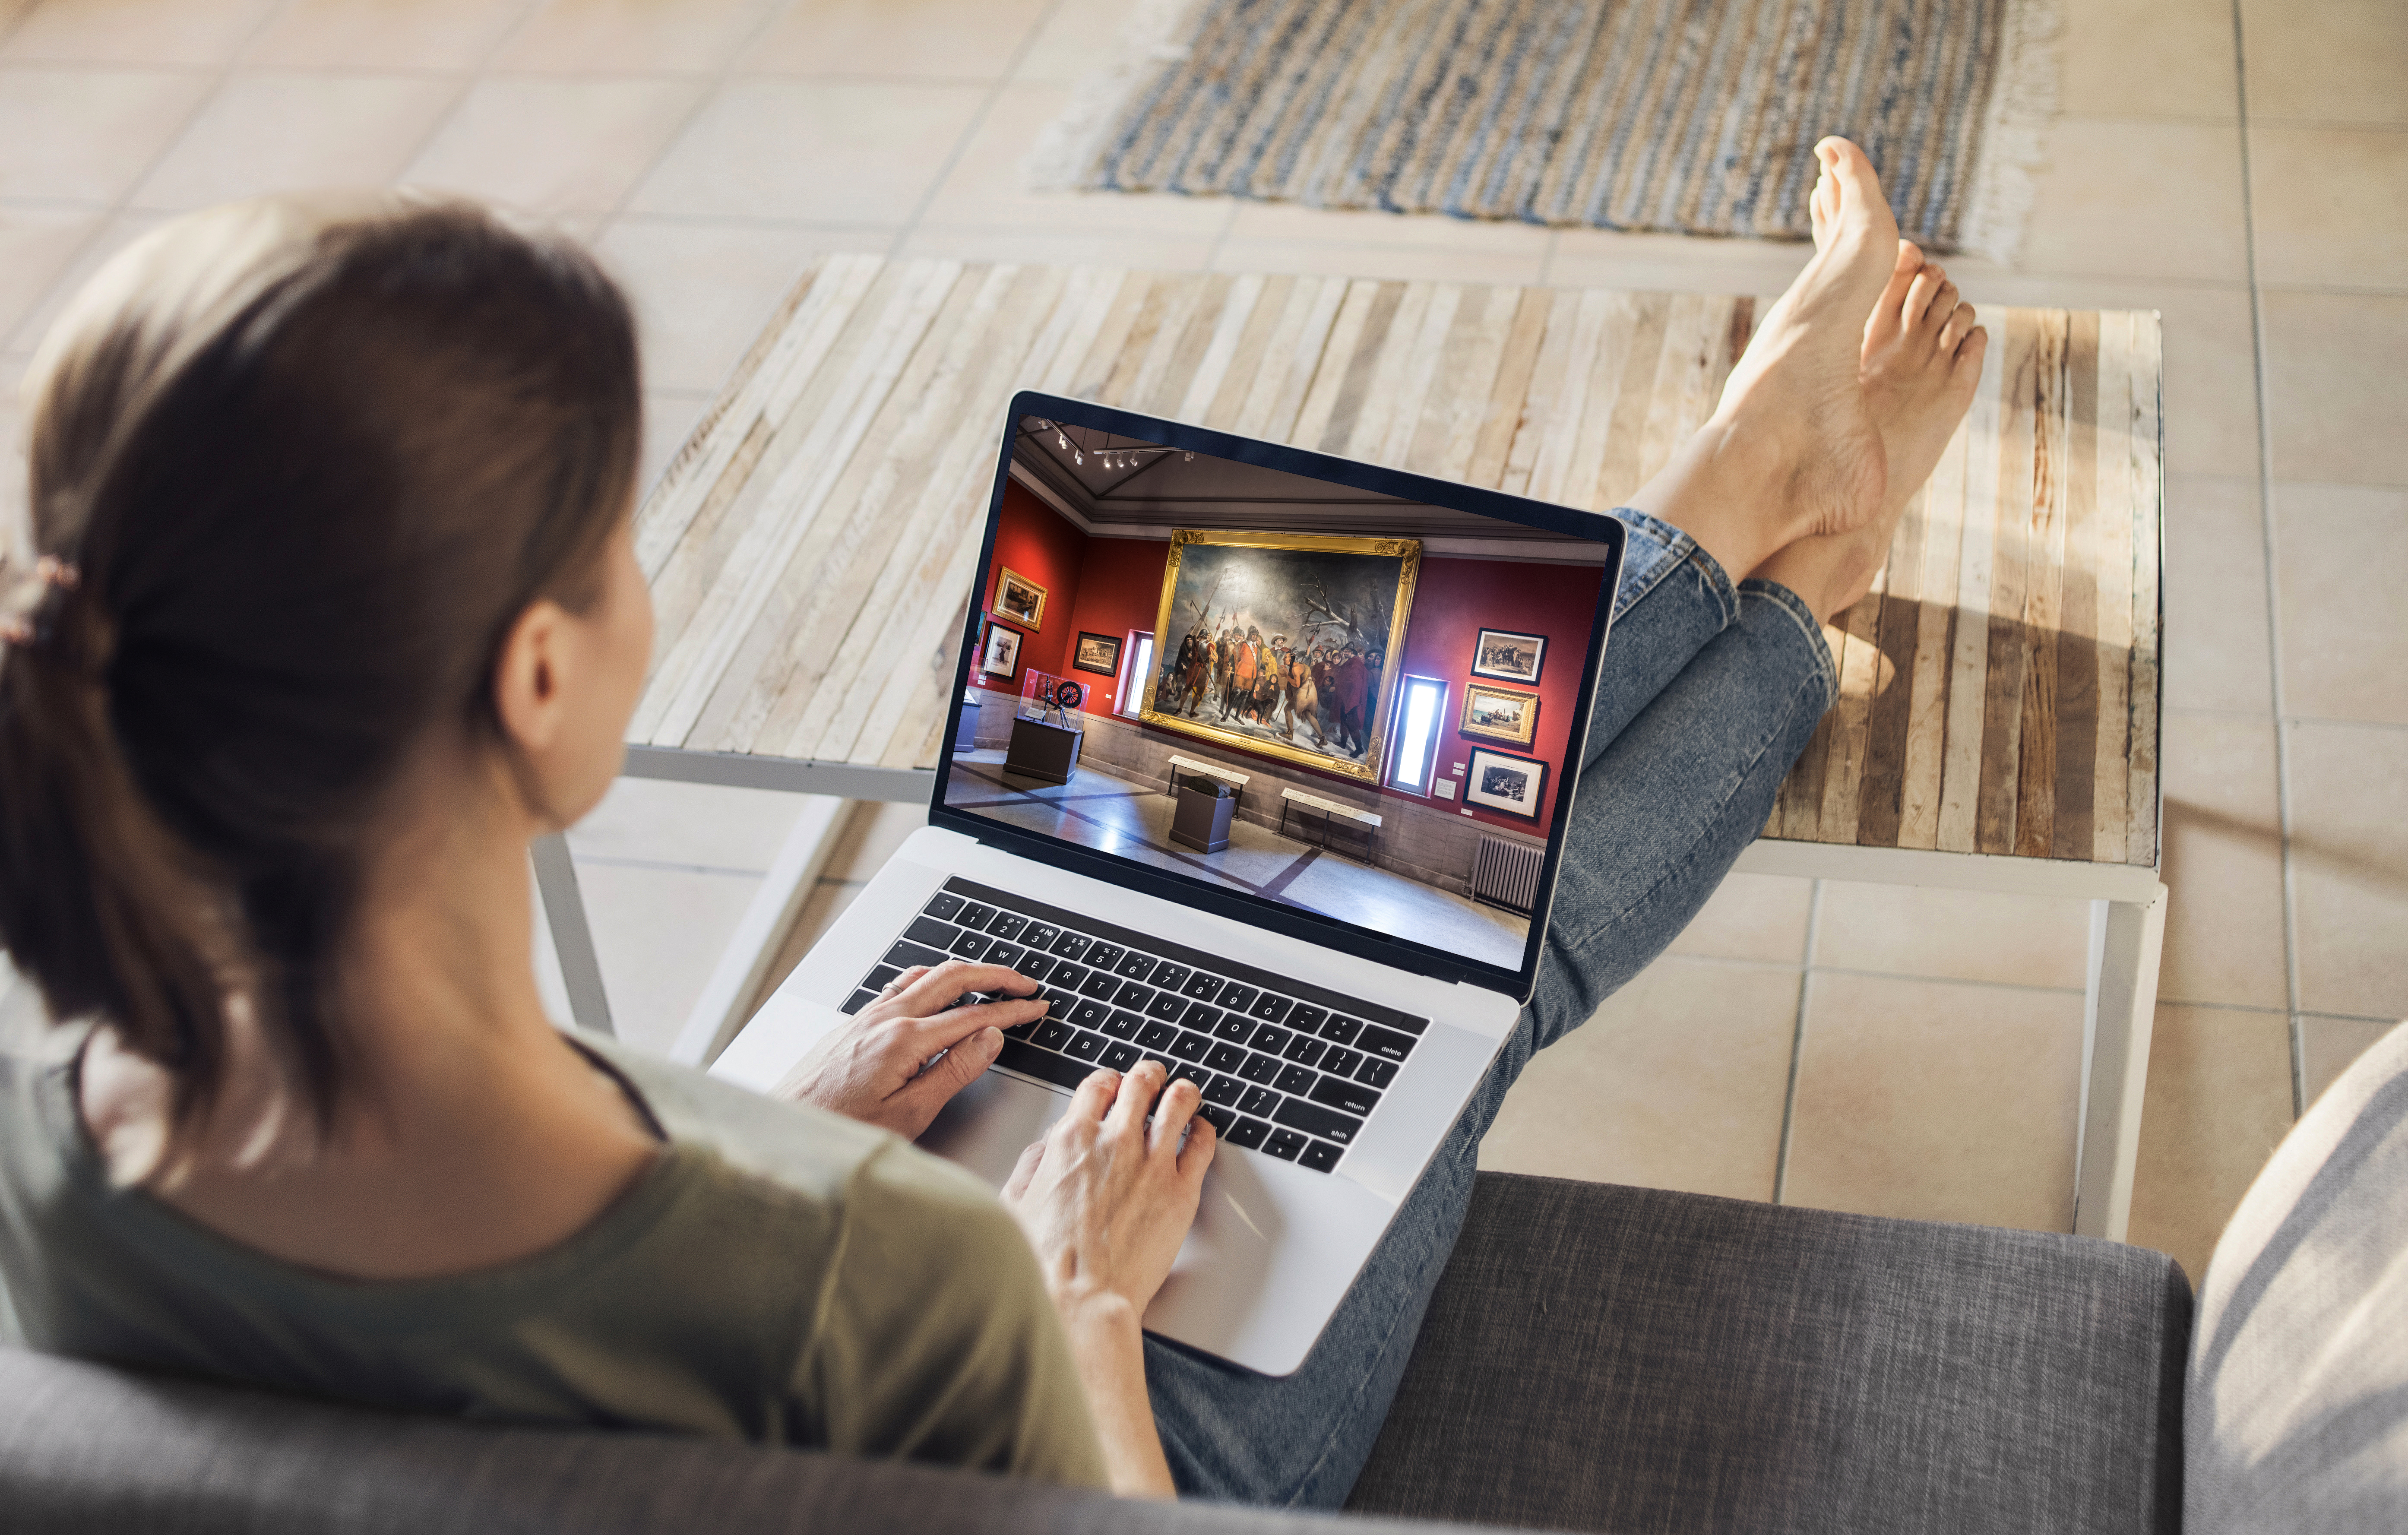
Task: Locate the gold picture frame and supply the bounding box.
[993,567,1048,629]
[1459,682,1539,747]
[1139,529,1421,783]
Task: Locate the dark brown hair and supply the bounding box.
[0,196,640,1141]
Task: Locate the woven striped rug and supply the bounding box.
[1031,0,2057,258]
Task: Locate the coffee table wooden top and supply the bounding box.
[633,255,2161,870]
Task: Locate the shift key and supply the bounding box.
[1271,1096,1363,1146]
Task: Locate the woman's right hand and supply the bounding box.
[1000,1061,1215,1323]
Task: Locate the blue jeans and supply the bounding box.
[1142,511,1840,1507]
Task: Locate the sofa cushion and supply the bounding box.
[1347,1174,2188,1535]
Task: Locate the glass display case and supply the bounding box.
[1005,670,1087,785]
[1016,668,1086,725]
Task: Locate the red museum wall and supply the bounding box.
[972,488,1604,839]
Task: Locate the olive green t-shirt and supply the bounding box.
[0,981,1108,1488]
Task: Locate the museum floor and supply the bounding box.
[945,749,1528,972]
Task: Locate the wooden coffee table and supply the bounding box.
[540,255,2164,1240]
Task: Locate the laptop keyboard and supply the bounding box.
[844,877,1429,1175]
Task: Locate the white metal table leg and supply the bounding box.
[2074,882,2168,1240]
[532,833,614,1037]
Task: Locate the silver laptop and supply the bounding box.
[712,391,1623,1375]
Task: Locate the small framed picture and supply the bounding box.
[1459,682,1539,746]
[1072,631,1122,677]
[1464,747,1547,820]
[1470,627,1545,685]
[993,567,1048,630]
[978,619,1023,681]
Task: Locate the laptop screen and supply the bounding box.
[933,392,1622,997]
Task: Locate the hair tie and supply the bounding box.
[0,554,82,652]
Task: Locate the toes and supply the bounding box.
[1939,298,1978,350]
[1814,136,1895,238]
[1955,324,1990,377]
[1892,239,1921,278]
[1904,266,1947,328]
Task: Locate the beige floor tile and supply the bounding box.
[0,205,101,347]
[640,388,709,496]
[2248,126,2408,293]
[1782,972,2084,1233]
[0,67,212,203]
[571,859,764,1057]
[242,0,532,71]
[915,82,1229,236]
[595,217,884,393]
[2261,289,2408,487]
[566,775,805,872]
[2126,1004,2294,1289]
[744,0,1051,82]
[2162,474,2273,715]
[2013,120,2249,284]
[127,72,461,212]
[2301,1016,2404,1108]
[2275,481,2408,725]
[1545,228,1811,296]
[895,225,1216,271]
[2239,0,2408,127]
[626,79,984,223]
[1211,238,1544,287]
[489,0,778,74]
[1664,871,1812,964]
[403,76,704,218]
[1013,0,1143,85]
[2287,720,2408,1019]
[2058,0,2239,120]
[1946,276,2259,481]
[1478,956,1796,1201]
[1,206,168,356]
[1812,882,2091,991]
[2157,710,2288,1009]
[1,0,280,65]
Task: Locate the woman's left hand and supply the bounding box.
[772,959,1045,1139]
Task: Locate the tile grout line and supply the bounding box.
[885,0,1069,263]
[2227,0,2308,1119]
[1770,877,1823,1204]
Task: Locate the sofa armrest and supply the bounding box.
[1346,1173,2189,1535]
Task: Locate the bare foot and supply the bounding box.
[1754,244,1988,621]
[1623,139,1899,580]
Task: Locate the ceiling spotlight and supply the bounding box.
[1056,430,1069,450]
[1074,449,1084,465]
[1183,451,1195,462]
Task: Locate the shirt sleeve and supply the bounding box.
[797,1139,1110,1490]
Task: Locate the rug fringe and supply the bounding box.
[1024,0,1207,190]
[1958,0,2062,263]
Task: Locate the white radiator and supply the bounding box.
[1471,834,1545,915]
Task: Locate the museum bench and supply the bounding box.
[529,256,2166,1244]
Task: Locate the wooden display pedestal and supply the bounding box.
[1003,716,1083,786]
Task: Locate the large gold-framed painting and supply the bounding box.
[1142,530,1421,783]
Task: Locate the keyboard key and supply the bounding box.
[1079,972,1121,1000]
[1284,1036,1326,1068]
[1002,1017,1040,1040]
[983,941,1023,969]
[1070,999,1111,1030]
[1101,1010,1144,1041]
[1152,962,1192,992]
[1145,992,1188,1022]
[1390,1014,1430,1036]
[1181,1002,1222,1032]
[1051,932,1089,961]
[1357,1025,1416,1063]
[1140,1054,1173,1075]
[1308,1076,1381,1117]
[1287,1003,1329,1033]
[1196,1102,1237,1134]
[865,964,902,992]
[924,893,965,922]
[1356,1057,1398,1089]
[1248,1023,1292,1054]
[1217,981,1259,1012]
[1239,1085,1282,1117]
[948,931,992,962]
[1023,923,1060,952]
[1137,1021,1179,1051]
[1298,1140,1344,1174]
[997,1038,1097,1091]
[1272,1096,1363,1146]
[1249,993,1293,1024]
[1085,942,1126,971]
[1263,1129,1307,1162]
[1012,953,1055,984]
[1116,952,1157,981]
[884,938,946,971]
[1205,1042,1246,1073]
[1114,981,1155,1011]
[1101,1041,1141,1071]
[1202,1074,1246,1107]
[1049,962,1088,991]
[1041,988,1079,1015]
[1033,1020,1073,1051]
[986,914,1025,942]
[1066,1031,1107,1062]
[1319,1014,1363,1045]
[1275,1064,1317,1096]
[842,988,878,1015]
[1227,1117,1271,1149]
[905,916,956,949]
[1168,1031,1212,1063]
[1181,972,1223,1000]
[1321,1046,1364,1078]
[1238,1052,1284,1085]
[1211,1016,1253,1047]
[956,902,996,931]
[1169,1063,1211,1091]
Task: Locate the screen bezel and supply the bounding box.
[930,391,1625,1003]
